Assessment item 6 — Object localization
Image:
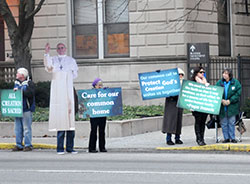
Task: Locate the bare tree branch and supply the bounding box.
[25,0,46,19]
[169,0,203,23]
[0,0,18,38]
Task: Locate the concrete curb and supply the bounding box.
[0,143,56,150]
[1,143,250,152]
[0,143,85,150]
[156,144,250,152]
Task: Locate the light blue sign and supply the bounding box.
[77,88,123,118]
[138,68,180,100]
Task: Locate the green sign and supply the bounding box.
[177,80,224,115]
[0,89,23,117]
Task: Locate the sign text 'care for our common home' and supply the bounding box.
[77,88,122,118]
[0,89,23,117]
[138,68,180,100]
[177,80,224,115]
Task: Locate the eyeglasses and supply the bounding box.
[57,47,64,50]
[199,71,205,74]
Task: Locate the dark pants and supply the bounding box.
[89,117,106,151]
[57,130,75,152]
[192,112,208,142]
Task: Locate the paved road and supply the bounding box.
[0,150,250,184]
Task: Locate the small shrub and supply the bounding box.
[34,81,51,108]
[242,97,250,118]
[0,81,14,89]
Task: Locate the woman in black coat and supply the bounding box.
[191,66,209,146]
[162,68,185,145]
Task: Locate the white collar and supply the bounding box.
[58,55,66,58]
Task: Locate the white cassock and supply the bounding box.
[44,54,78,131]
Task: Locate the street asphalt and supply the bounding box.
[1,125,250,152]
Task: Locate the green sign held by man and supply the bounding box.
[0,89,23,117]
[177,80,224,115]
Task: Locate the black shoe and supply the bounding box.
[12,146,23,151]
[231,139,237,143]
[197,140,206,146]
[89,150,98,153]
[100,149,107,152]
[175,140,183,144]
[23,147,32,152]
[67,150,78,154]
[167,140,175,145]
[222,139,230,143]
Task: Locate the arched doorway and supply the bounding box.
[0,15,5,61]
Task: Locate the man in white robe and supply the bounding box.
[44,43,78,154]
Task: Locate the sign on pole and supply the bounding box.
[77,87,123,118]
[187,42,209,63]
[177,80,224,115]
[0,89,23,117]
[138,68,180,100]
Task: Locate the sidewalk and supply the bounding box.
[1,125,250,152]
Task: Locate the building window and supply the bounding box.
[72,0,129,59]
[72,0,98,58]
[217,0,231,56]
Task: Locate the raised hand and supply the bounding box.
[45,43,50,54]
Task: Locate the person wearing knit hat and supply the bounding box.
[178,68,185,85]
[92,78,102,88]
[88,78,107,153]
[12,67,35,152]
[162,68,185,146]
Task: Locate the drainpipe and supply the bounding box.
[229,0,234,57]
[97,0,104,59]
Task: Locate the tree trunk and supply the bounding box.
[13,43,32,78]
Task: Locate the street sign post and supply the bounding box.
[187,42,210,80]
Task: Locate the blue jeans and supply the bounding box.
[221,115,236,140]
[15,111,33,148]
[57,131,75,152]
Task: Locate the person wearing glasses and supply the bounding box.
[191,66,209,146]
[88,78,107,153]
[44,43,78,154]
[162,68,185,145]
[216,68,241,143]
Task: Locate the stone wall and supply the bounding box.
[4,0,250,61]
[234,0,250,56]
[129,0,219,58]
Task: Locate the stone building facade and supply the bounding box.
[1,0,250,105]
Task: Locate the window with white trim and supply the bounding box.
[72,0,129,59]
